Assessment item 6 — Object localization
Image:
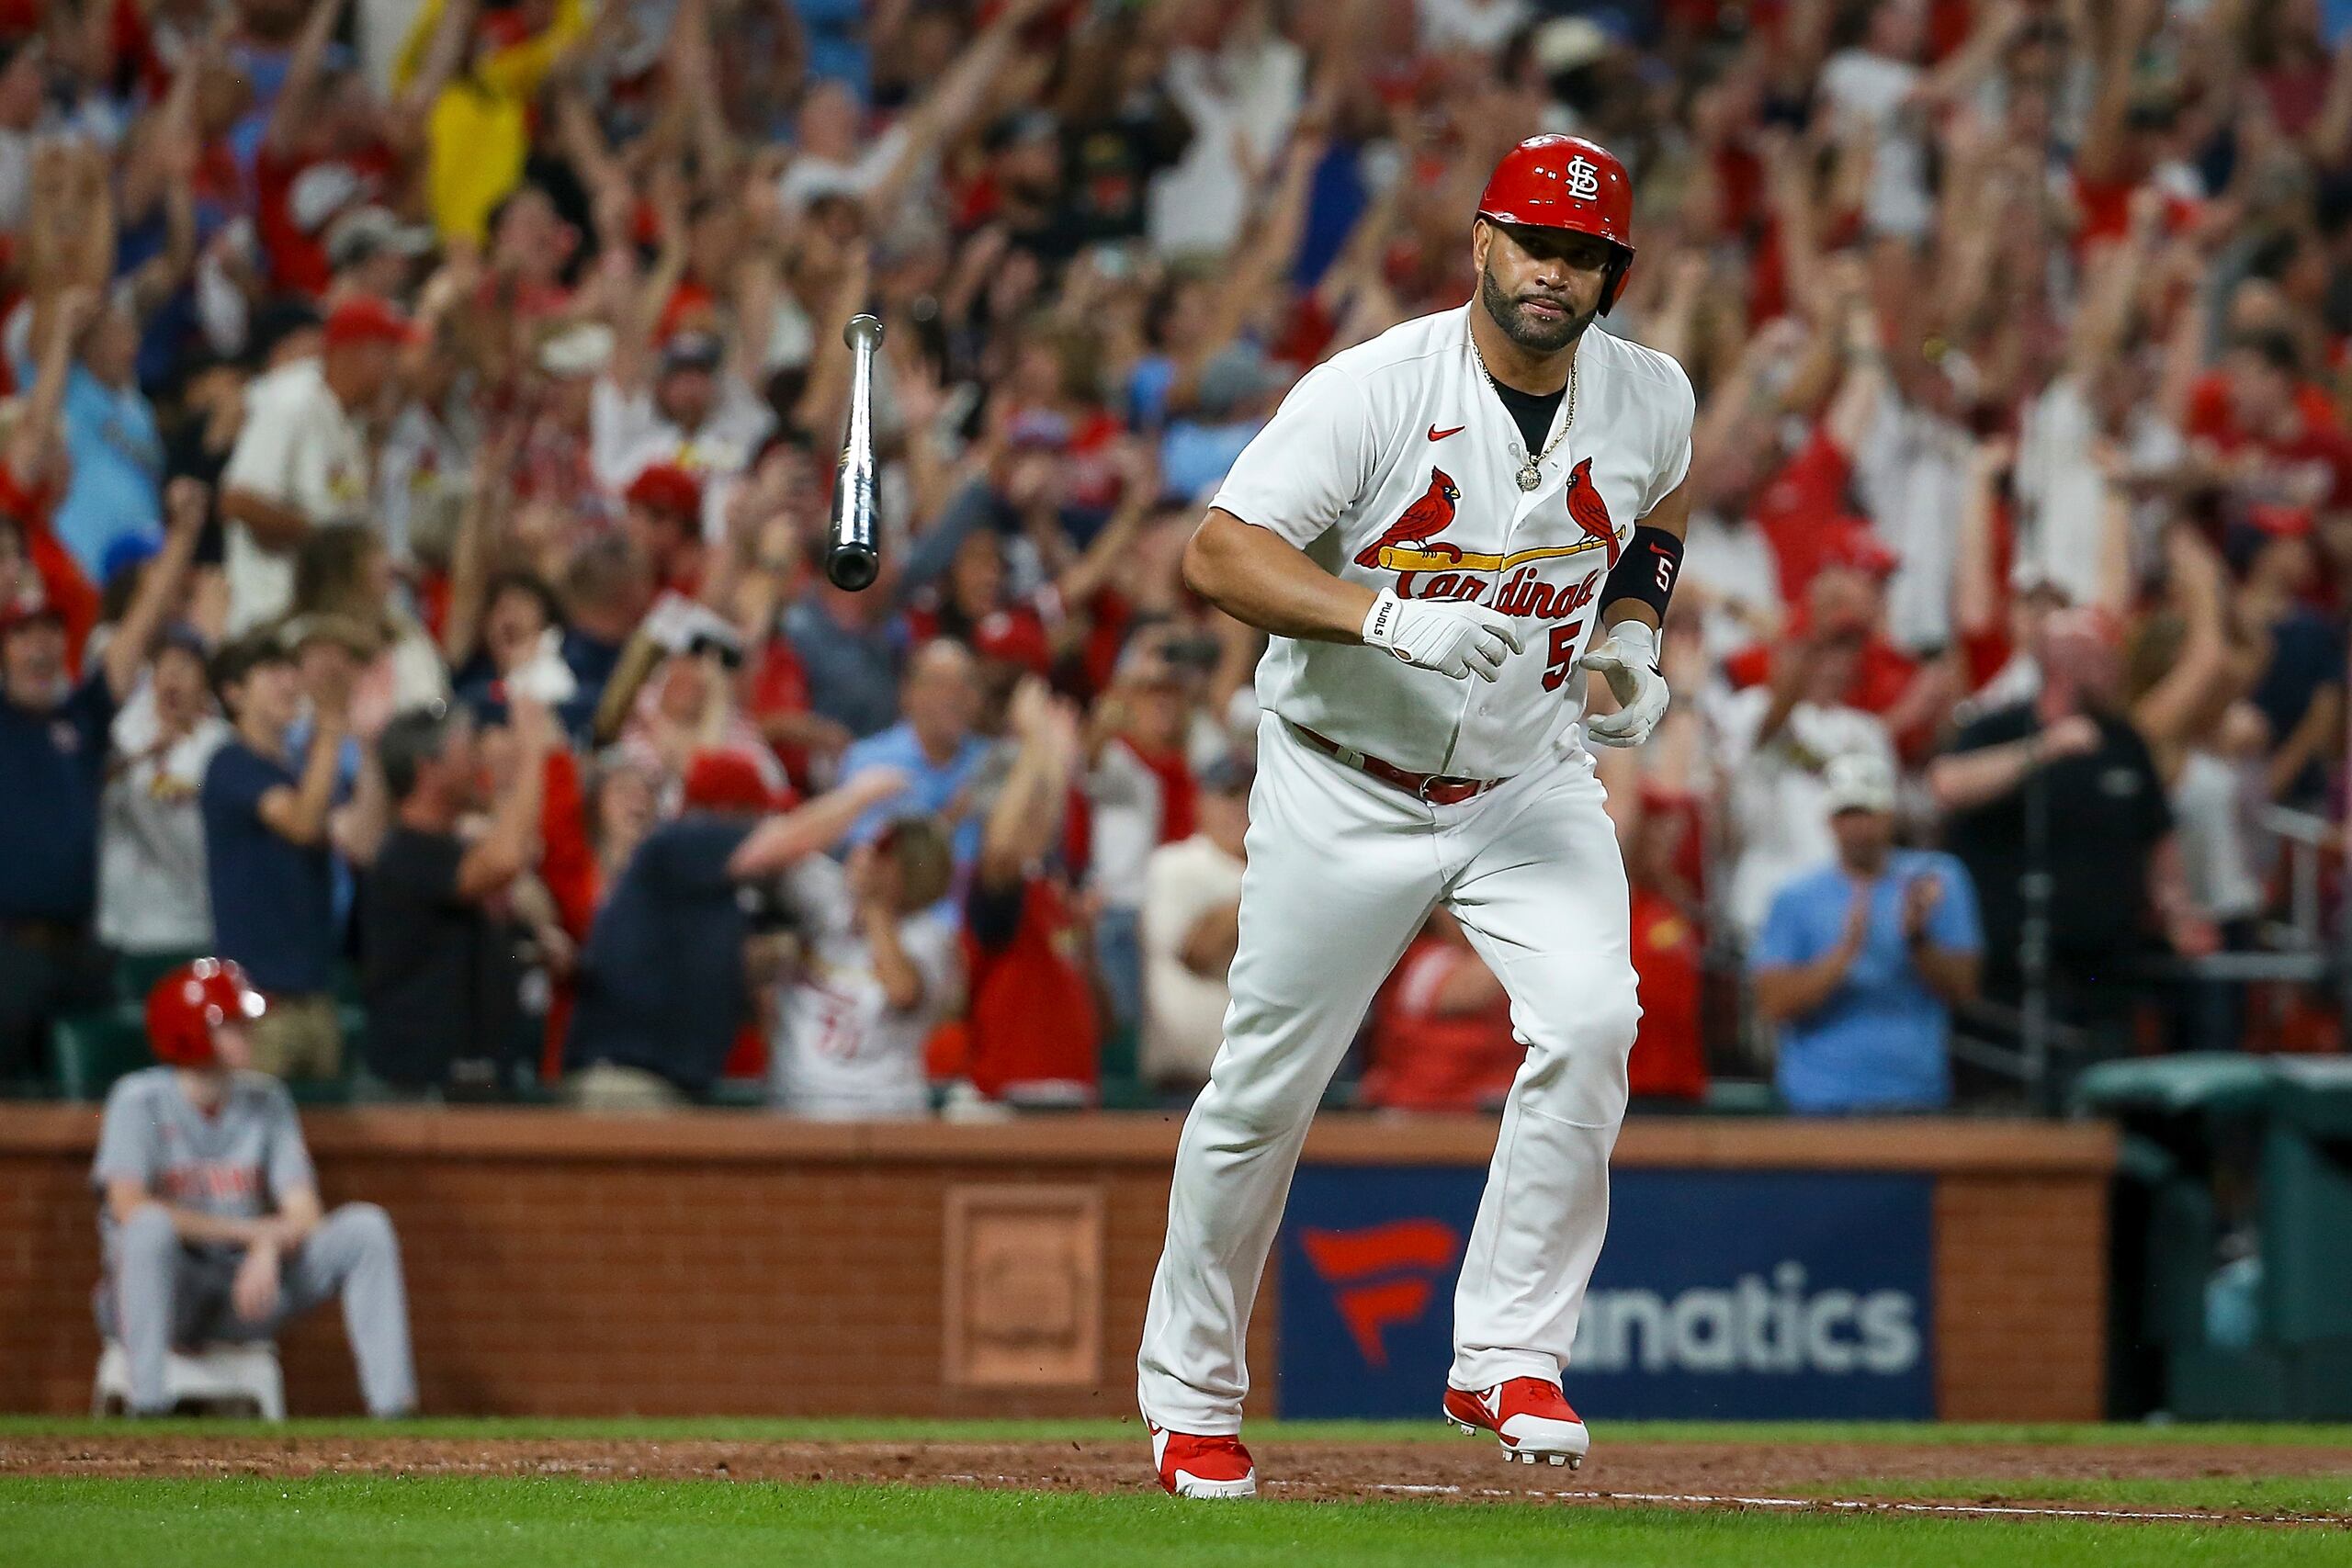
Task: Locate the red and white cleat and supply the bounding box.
[1442,1378,1590,1469]
[1148,1422,1258,1499]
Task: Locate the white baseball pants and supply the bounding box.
[1137,713,1638,1434]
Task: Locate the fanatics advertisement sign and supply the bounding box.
[1276,1166,1936,1419]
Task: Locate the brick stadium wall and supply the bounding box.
[0,1109,2112,1420]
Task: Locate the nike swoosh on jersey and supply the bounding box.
[1427,424,1465,441]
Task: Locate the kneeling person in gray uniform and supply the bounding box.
[93,959,416,1416]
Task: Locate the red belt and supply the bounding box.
[1288,723,1504,806]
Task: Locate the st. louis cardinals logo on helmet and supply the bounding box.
[1562,156,1602,201]
[1356,468,1461,568]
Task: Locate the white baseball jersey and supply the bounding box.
[1212,304,1693,777]
[769,857,962,1119]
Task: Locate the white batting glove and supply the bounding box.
[1579,620,1669,747]
[1361,587,1524,682]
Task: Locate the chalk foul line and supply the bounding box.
[1277,1481,2346,1527]
[935,1472,2340,1527]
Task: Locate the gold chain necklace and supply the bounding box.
[1470,333,1577,491]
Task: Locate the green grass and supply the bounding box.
[1805,1474,2352,1516]
[2,1476,2346,1568]
[5,1415,2351,1447]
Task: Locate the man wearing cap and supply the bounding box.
[620,463,709,596]
[94,959,415,1416]
[220,294,413,634]
[1715,594,1899,943]
[0,479,202,1082]
[1749,753,1982,1115]
[592,327,775,509]
[517,323,618,534]
[562,755,907,1109]
[1140,753,1251,1089]
[322,206,437,305]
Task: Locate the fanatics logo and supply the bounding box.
[1298,1218,1462,1369]
[1564,155,1602,201]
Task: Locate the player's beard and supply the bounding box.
[1479,264,1596,355]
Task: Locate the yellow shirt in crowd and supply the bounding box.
[394,0,586,245]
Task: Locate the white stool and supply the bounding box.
[93,1340,286,1419]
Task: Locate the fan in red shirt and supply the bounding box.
[1749,425,1881,605]
[1363,910,1519,1113]
[1725,540,1921,719]
[0,299,100,671]
[2188,332,2352,516]
[957,678,1099,1104]
[1623,787,1707,1106]
[249,0,437,297]
[621,464,707,597]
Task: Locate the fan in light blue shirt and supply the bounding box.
[14,331,164,580]
[1750,753,1984,1113]
[836,639,990,868]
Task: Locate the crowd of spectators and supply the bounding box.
[5,0,2352,1118]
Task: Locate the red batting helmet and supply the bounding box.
[146,959,266,1069]
[1476,134,1636,314]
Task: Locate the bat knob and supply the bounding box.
[826,541,880,592]
[843,313,885,352]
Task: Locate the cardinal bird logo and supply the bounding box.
[1356,468,1461,568]
[1564,457,1619,567]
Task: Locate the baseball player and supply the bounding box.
[1139,135,1692,1498]
[93,960,416,1416]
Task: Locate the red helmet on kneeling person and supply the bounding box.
[146,959,267,1069]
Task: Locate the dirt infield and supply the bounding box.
[6,1432,2351,1526]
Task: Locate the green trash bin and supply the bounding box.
[2070,1053,2278,1120]
[2073,1054,2280,1418]
[2260,1059,2352,1349]
[2078,1054,2352,1420]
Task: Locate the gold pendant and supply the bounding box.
[1516,463,1541,491]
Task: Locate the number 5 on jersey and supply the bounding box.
[1541,622,1587,693]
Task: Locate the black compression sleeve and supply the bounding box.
[1600,525,1684,623]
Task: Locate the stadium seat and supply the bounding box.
[1096,1024,1145,1107]
[1702,1080,1781,1116]
[2259,1059,2352,1349]
[92,1340,284,1419]
[709,1077,766,1109]
[111,951,207,1005]
[50,1007,157,1101]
